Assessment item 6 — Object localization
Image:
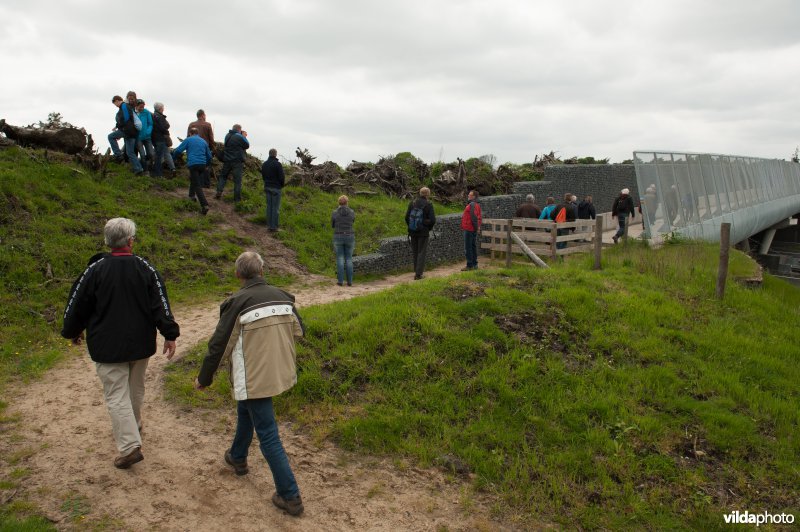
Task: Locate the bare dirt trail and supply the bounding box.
[2,207,509,532]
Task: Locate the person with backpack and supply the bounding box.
[539,197,557,220]
[108,94,144,175]
[551,193,577,249]
[215,124,250,202]
[405,187,436,280]
[460,189,482,271]
[612,188,636,243]
[172,128,213,215]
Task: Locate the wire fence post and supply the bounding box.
[594,214,603,270]
[716,223,731,299]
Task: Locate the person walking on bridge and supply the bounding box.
[612,188,635,243]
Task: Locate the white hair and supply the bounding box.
[526,194,535,202]
[235,251,265,280]
[104,218,136,248]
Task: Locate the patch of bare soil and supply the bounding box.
[1,232,518,530]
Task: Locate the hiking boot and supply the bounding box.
[612,235,619,244]
[272,492,304,516]
[215,192,222,200]
[224,450,248,476]
[114,447,143,469]
[201,206,209,216]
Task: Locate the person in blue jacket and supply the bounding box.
[135,99,154,173]
[173,128,213,215]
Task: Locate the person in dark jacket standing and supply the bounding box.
[577,195,596,219]
[332,195,356,286]
[261,148,285,232]
[195,251,305,517]
[172,128,213,215]
[216,124,250,202]
[612,188,635,243]
[61,217,179,469]
[151,102,175,178]
[515,194,541,219]
[460,189,482,271]
[552,192,577,249]
[405,186,436,280]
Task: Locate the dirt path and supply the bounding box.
[2,250,512,530]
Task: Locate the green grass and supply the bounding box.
[0,146,451,389]
[165,241,800,529]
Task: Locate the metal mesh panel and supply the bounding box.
[634,150,800,243]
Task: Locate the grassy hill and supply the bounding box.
[2,145,799,529]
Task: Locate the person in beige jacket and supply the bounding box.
[195,251,305,516]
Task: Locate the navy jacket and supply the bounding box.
[261,156,285,189]
[152,111,171,144]
[223,130,250,163]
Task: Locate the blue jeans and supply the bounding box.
[138,139,154,170]
[265,187,282,230]
[218,160,244,201]
[333,235,354,285]
[230,398,299,500]
[556,228,568,249]
[108,130,124,157]
[615,214,627,239]
[464,230,478,268]
[152,141,174,176]
[125,137,143,173]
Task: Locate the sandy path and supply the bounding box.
[2,259,515,531]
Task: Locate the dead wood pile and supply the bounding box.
[1,118,93,155]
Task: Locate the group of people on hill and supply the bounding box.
[107,92,284,221]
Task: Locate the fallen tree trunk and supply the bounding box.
[0,119,89,154]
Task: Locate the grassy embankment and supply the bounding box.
[167,242,800,529]
[0,145,448,528]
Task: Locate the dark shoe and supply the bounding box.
[347,282,352,287]
[201,206,209,216]
[188,195,196,200]
[272,492,304,516]
[134,170,144,177]
[460,266,471,271]
[215,192,222,200]
[224,450,249,476]
[414,274,423,280]
[114,447,143,469]
[612,235,619,244]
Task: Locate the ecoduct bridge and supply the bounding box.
[633,150,800,252]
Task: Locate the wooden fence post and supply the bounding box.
[506,219,512,267]
[716,222,731,299]
[594,214,603,270]
[550,222,558,260]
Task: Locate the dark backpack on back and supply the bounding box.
[407,203,425,232]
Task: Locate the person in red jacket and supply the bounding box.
[460,189,482,270]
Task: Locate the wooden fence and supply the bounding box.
[482,216,605,263]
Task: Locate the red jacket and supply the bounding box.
[460,201,482,232]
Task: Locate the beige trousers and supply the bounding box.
[95,358,149,454]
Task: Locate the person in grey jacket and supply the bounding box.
[332,195,356,286]
[195,251,305,517]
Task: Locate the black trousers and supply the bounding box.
[188,165,209,208]
[410,233,430,277]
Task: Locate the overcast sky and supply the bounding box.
[1,0,798,165]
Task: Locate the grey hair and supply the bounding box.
[269,148,277,157]
[526,194,535,203]
[232,124,242,131]
[154,102,164,112]
[104,218,136,248]
[235,251,265,280]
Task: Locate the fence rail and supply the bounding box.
[482,217,604,261]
